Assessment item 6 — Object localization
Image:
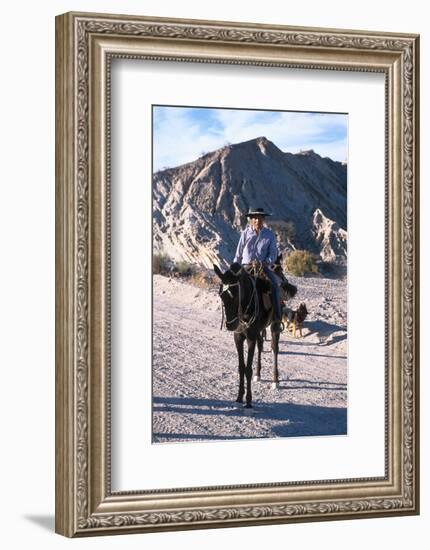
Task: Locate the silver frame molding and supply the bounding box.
[55,11,419,537]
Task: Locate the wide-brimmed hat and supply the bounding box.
[246,207,271,217]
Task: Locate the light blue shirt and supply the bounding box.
[234,225,278,265]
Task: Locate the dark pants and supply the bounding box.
[263,265,282,321]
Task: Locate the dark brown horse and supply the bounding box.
[214,257,296,408]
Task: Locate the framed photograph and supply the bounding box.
[151,104,349,443]
[55,11,419,537]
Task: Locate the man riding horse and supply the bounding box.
[214,206,297,407]
[233,206,283,329]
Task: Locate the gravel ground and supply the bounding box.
[152,273,347,443]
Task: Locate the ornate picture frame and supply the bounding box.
[55,11,419,537]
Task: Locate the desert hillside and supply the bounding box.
[153,137,347,269]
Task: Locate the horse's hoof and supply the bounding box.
[253,375,261,382]
[271,382,279,390]
[245,403,253,410]
[236,397,244,404]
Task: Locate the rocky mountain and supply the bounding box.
[311,208,347,263]
[152,136,347,269]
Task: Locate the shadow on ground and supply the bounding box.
[153,395,347,443]
[264,320,346,347]
[304,320,347,345]
[24,515,55,532]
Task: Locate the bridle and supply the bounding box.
[219,273,259,332]
[221,281,239,300]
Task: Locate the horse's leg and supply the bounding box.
[234,332,246,403]
[270,324,281,389]
[245,337,257,408]
[253,333,264,382]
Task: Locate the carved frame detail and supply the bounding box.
[55,12,419,537]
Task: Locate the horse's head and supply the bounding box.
[272,254,298,300]
[213,263,243,331]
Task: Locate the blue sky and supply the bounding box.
[153,106,348,171]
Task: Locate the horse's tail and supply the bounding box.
[283,281,297,299]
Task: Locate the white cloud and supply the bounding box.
[153,108,223,171]
[153,107,347,171]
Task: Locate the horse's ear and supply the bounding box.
[213,264,224,281]
[230,262,242,275]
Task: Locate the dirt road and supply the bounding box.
[152,274,347,443]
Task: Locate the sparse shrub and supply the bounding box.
[175,260,193,276]
[190,270,218,289]
[153,252,171,275]
[284,250,319,277]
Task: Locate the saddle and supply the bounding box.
[243,264,274,312]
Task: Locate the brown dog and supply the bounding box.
[283,303,308,337]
